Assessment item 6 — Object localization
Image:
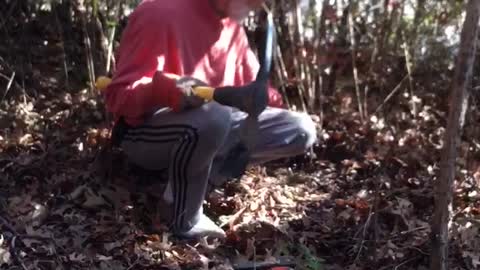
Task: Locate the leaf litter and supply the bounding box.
[0,86,469,270]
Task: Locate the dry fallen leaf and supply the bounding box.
[0,235,11,266]
[257,205,268,221]
[83,187,108,208]
[250,201,259,212]
[338,208,354,221]
[0,247,11,266]
[269,195,276,208]
[104,241,122,252]
[30,202,49,227]
[69,253,87,262]
[271,191,287,204]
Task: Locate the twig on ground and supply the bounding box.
[220,206,247,230]
[354,210,373,262]
[394,256,420,270]
[406,245,429,256]
[1,71,15,102]
[0,71,28,103]
[397,226,430,236]
[5,72,14,92]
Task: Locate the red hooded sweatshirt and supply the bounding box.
[104,0,284,126]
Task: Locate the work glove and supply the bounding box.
[212,79,269,179]
[213,79,269,117]
[176,76,209,110]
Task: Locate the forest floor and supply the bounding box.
[1,11,480,270]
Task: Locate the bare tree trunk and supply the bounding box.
[92,14,109,76]
[405,0,426,117]
[347,1,364,122]
[430,1,480,269]
[290,0,308,112]
[392,1,405,54]
[408,0,426,64]
[106,0,123,74]
[313,0,329,114]
[53,2,71,91]
[74,0,96,93]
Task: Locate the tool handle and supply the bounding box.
[95,74,214,101]
[192,86,215,101]
[95,76,112,92]
[256,12,276,81]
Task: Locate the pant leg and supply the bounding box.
[121,103,233,232]
[209,107,317,186]
[249,107,318,164]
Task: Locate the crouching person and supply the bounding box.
[103,0,317,239]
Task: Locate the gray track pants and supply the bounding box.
[121,103,317,233]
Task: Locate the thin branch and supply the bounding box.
[395,256,420,270]
[372,176,380,265]
[106,23,117,74]
[275,38,292,109]
[354,211,374,262]
[373,75,409,114]
[402,33,417,117]
[0,70,27,101]
[348,3,365,122]
[75,0,96,93]
[53,3,70,91]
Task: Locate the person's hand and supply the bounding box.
[176,76,208,110]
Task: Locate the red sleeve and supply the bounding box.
[104,5,183,126]
[235,38,285,109]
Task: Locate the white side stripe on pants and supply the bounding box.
[124,124,199,230]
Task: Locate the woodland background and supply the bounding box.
[0,0,480,269]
